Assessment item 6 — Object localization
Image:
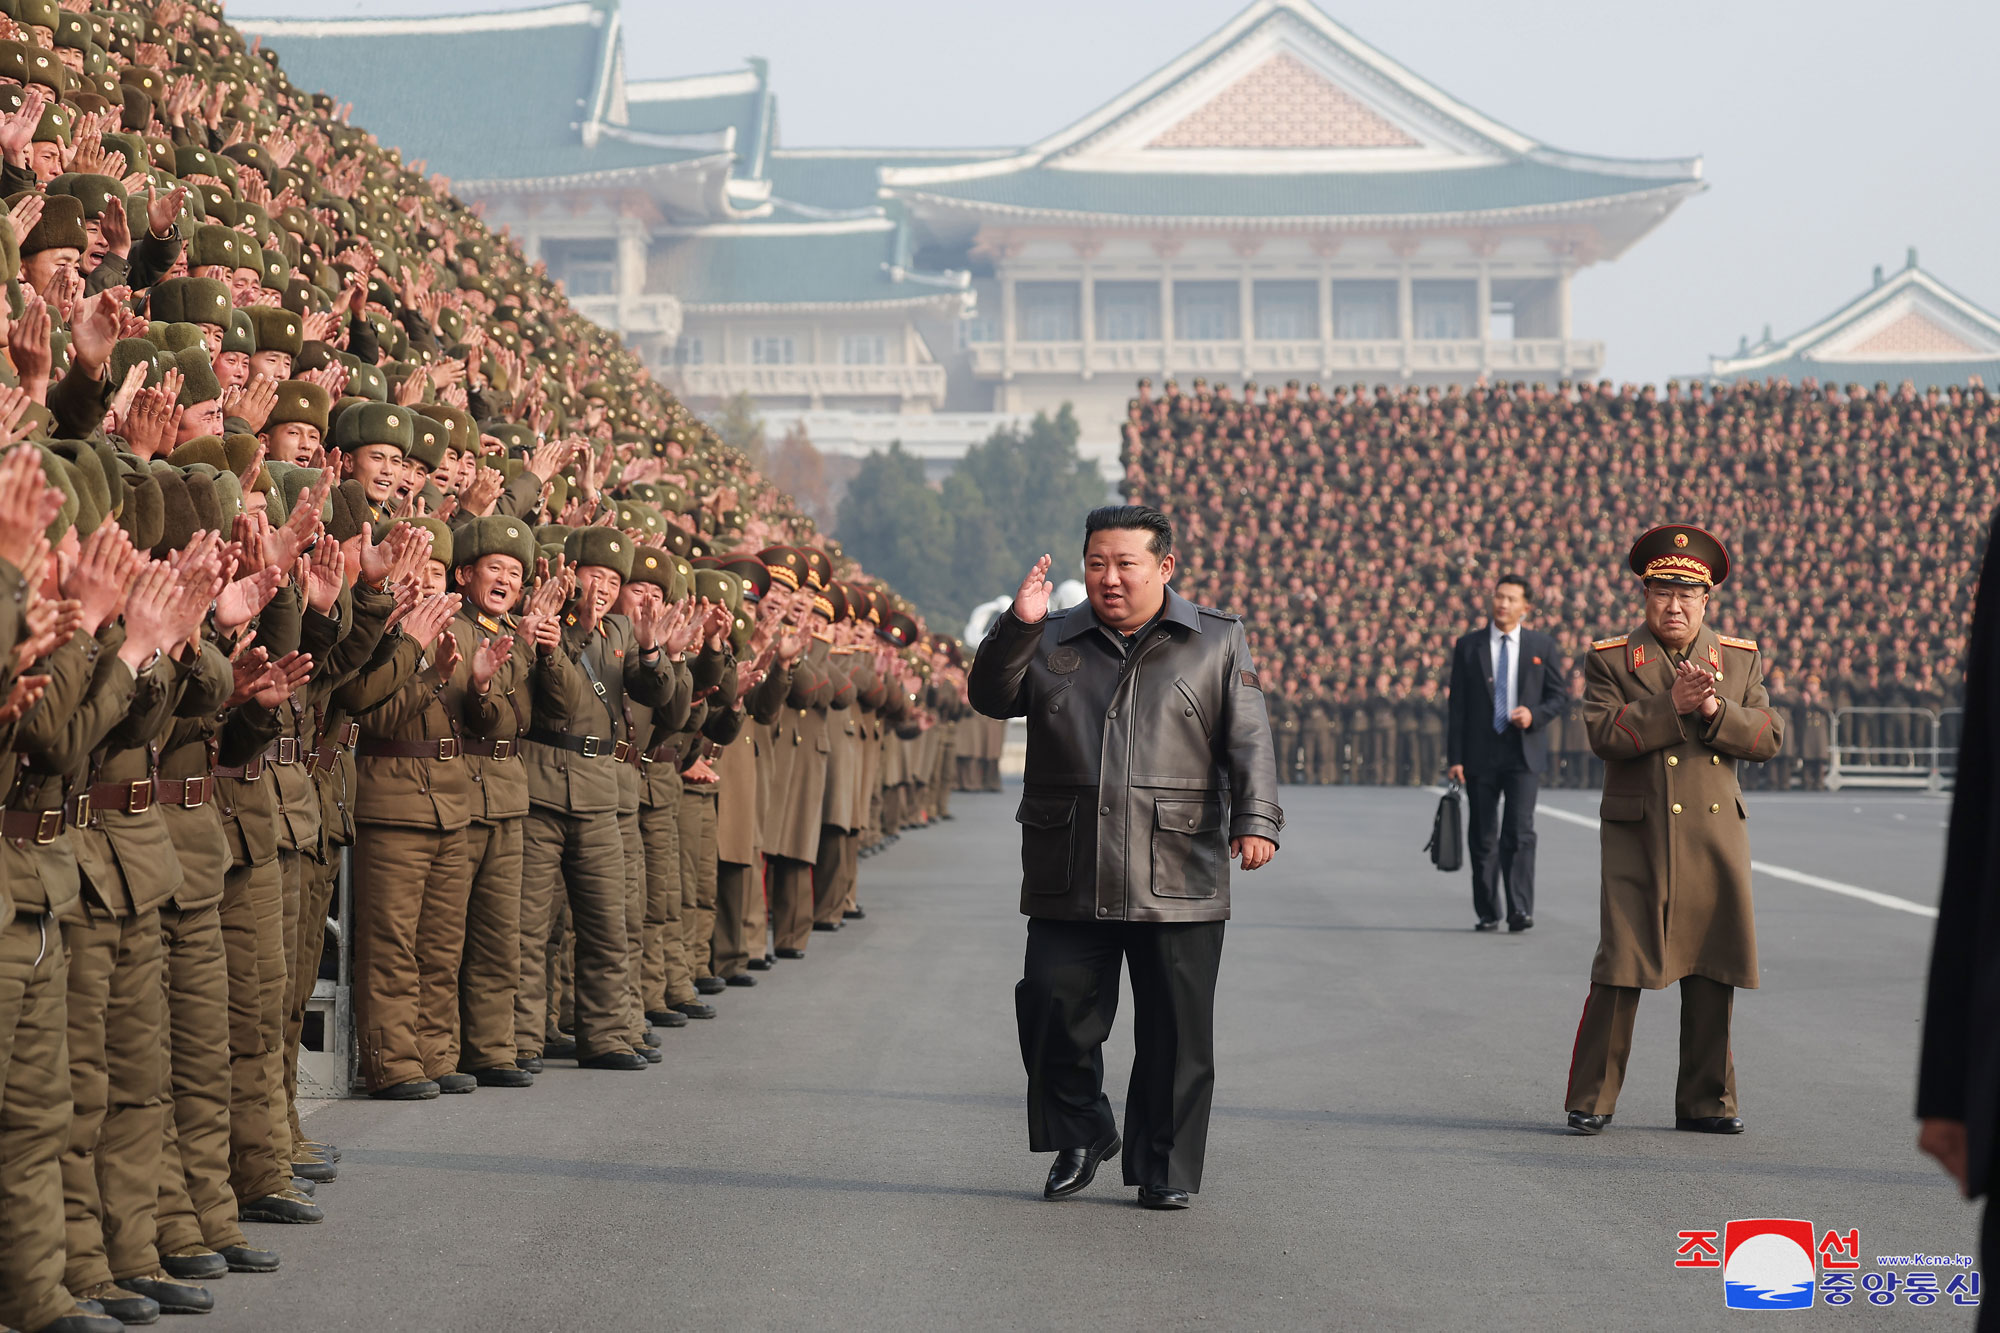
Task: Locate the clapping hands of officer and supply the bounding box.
[1672,659,1721,718]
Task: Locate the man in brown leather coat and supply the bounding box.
[969,505,1282,1211]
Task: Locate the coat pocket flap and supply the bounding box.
[1154,797,1224,834]
[1015,794,1077,830]
[1599,794,1646,822]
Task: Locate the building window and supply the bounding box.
[1254,281,1318,340]
[676,336,704,366]
[751,336,796,365]
[541,239,617,298]
[1174,281,1240,341]
[1414,280,1477,340]
[1016,281,1080,342]
[1333,280,1397,339]
[1488,300,1515,341]
[840,334,889,365]
[1094,282,1160,341]
[965,279,1001,343]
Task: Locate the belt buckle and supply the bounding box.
[181,777,209,808]
[244,757,264,781]
[276,737,299,765]
[437,738,460,761]
[613,740,631,764]
[491,739,515,760]
[126,779,153,814]
[66,794,90,828]
[580,736,602,759]
[34,809,62,844]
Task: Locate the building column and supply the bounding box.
[1239,268,1254,381]
[1000,272,1017,381]
[1397,266,1414,378]
[1475,264,1492,372]
[1318,265,1333,377]
[1080,267,1095,381]
[1557,267,1573,340]
[1158,269,1173,378]
[616,219,647,331]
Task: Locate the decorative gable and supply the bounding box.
[1842,310,1982,360]
[1808,285,2000,364]
[1147,53,1420,150]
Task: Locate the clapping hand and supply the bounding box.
[1671,659,1719,718]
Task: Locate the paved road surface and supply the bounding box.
[208,787,1972,1331]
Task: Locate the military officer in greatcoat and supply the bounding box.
[1564,525,1784,1137]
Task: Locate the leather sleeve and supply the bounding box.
[966,609,1040,719]
[1219,620,1283,844]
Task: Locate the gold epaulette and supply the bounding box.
[1592,635,1629,651]
[1718,635,1759,652]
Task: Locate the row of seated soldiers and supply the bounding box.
[0,441,968,1333]
[1264,666,1949,791]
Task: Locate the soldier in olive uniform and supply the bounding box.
[1565,526,1783,1137]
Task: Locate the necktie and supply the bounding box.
[1493,634,1510,734]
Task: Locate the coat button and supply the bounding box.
[1184,707,1194,717]
[1186,818,1197,828]
[1099,805,1110,815]
[1107,708,1117,719]
[1666,755,1678,766]
[1710,803,1721,813]
[1097,906,1108,917]
[1711,755,1720,765]
[1671,803,1683,814]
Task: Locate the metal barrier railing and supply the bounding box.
[1828,706,1955,791]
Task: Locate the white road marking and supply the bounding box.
[1425,788,1940,920]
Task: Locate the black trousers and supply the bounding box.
[1983,1192,1999,1333]
[1466,767,1538,924]
[1016,916,1224,1192]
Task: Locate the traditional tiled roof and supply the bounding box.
[651,220,968,312]
[1707,255,2000,388]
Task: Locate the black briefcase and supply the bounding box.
[1425,780,1464,873]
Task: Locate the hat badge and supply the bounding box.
[505,526,518,537]
[1673,533,1689,547]
[385,414,398,427]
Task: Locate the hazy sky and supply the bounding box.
[235,0,2000,384]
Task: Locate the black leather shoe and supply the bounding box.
[746,957,771,971]
[775,948,805,960]
[1474,920,1502,932]
[299,1140,340,1163]
[842,907,865,920]
[120,1274,213,1315]
[646,1009,689,1028]
[1676,1115,1745,1134]
[239,1190,323,1225]
[694,976,726,995]
[640,1029,660,1047]
[368,1078,439,1100]
[725,973,756,987]
[1508,915,1534,932]
[70,1285,158,1327]
[577,1048,648,1071]
[638,1044,663,1064]
[157,1247,227,1282]
[1043,1131,1119,1200]
[521,1056,545,1074]
[32,1302,126,1332]
[812,921,841,932]
[1136,1185,1190,1210]
[672,1000,716,1020]
[288,1177,317,1197]
[217,1244,280,1273]
[436,1072,477,1094]
[472,1066,534,1088]
[291,1157,337,1182]
[1566,1111,1613,1135]
[542,1038,578,1060]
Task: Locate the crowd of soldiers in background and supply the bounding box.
[1120,373,1988,790]
[0,3,996,1330]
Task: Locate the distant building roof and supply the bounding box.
[1707,251,2000,388]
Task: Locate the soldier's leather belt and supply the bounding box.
[644,742,679,765]
[307,747,341,774]
[613,740,636,765]
[2,805,68,844]
[87,779,158,814]
[525,729,612,759]
[265,738,302,765]
[212,757,264,781]
[459,738,518,760]
[155,777,213,808]
[358,737,461,761]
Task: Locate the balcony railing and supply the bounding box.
[570,293,684,341]
[968,338,1603,380]
[674,362,948,404]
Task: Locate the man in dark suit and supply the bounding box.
[1446,574,1567,932]
[1918,510,2000,1313]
